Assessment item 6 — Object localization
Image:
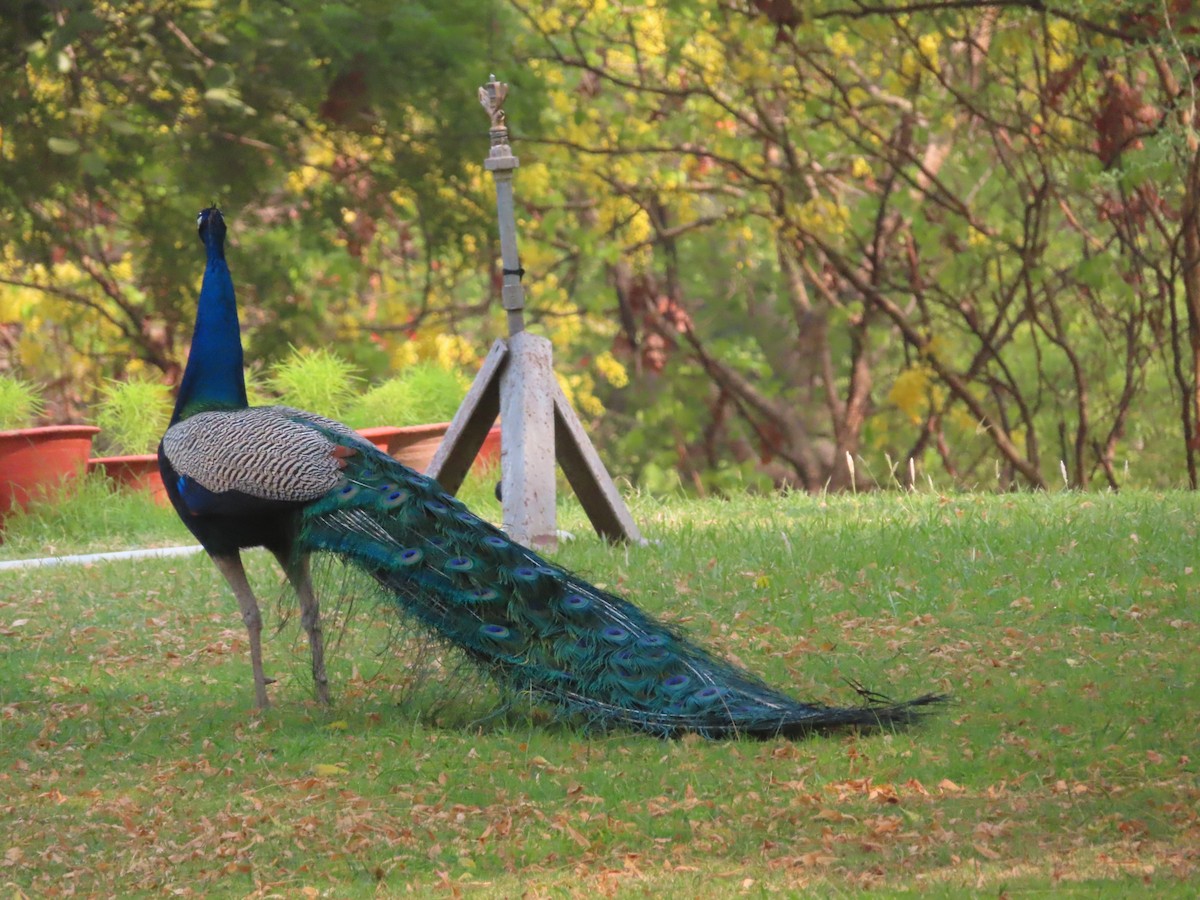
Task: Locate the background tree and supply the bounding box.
[0,0,536,417]
[510,0,1199,491]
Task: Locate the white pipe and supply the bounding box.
[0,545,204,572]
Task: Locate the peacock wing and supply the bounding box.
[162,406,360,510]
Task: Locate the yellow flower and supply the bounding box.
[595,351,628,389]
[918,33,940,71]
[888,367,931,424]
[826,31,853,58]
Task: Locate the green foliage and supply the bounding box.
[93,376,173,455]
[516,1,1200,492]
[346,361,468,428]
[3,0,1199,492]
[266,347,363,420]
[0,0,533,412]
[0,375,44,430]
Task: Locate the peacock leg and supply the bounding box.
[274,551,330,705]
[212,554,272,709]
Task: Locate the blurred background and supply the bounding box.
[1,0,1197,493]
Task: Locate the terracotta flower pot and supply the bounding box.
[356,423,501,474]
[88,453,170,506]
[476,425,501,469]
[0,425,101,532]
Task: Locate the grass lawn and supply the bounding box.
[1,481,1197,896]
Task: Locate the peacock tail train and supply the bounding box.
[294,423,942,739]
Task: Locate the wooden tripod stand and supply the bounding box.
[426,76,642,550]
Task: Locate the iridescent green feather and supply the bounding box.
[298,439,944,739]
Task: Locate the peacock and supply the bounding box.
[158,207,943,738]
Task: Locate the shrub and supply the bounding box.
[94,376,173,454]
[266,347,362,420]
[0,375,45,430]
[347,361,468,428]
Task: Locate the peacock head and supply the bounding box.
[197,206,226,246]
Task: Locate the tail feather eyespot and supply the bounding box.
[479,623,523,649]
[600,626,630,645]
[687,685,730,710]
[662,674,692,695]
[561,593,592,615]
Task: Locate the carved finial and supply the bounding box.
[480,75,517,171]
[479,74,509,132]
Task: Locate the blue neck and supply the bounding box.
[172,231,248,423]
